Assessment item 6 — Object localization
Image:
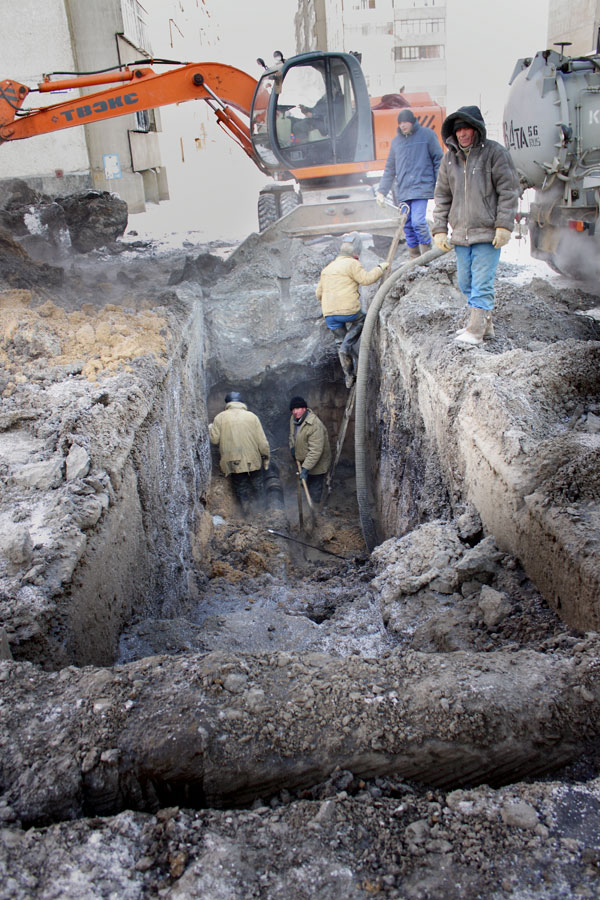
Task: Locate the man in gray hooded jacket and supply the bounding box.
[432,105,519,345]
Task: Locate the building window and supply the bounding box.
[135,109,151,132]
[398,18,444,34]
[394,44,444,60]
[360,0,376,7]
[347,22,393,36]
[121,0,151,53]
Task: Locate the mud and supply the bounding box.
[0,211,600,899]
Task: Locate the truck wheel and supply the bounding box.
[258,191,278,232]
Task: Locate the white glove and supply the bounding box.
[376,192,386,209]
[433,232,452,252]
[379,261,389,271]
[492,227,511,248]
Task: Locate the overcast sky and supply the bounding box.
[212,0,551,128]
[446,0,550,133]
[209,1,297,72]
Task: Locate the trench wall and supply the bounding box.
[371,278,600,631]
[57,289,212,667]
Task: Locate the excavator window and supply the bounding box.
[250,56,360,172]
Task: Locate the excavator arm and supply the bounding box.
[0,62,268,171]
[0,51,446,238]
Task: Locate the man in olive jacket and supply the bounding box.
[288,396,332,504]
[316,232,388,387]
[432,105,519,345]
[209,392,270,513]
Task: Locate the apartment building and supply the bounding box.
[295,0,447,106]
[0,0,212,212]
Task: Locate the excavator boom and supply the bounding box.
[0,63,259,161]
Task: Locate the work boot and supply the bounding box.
[408,245,421,259]
[418,243,432,255]
[455,309,495,340]
[338,349,355,380]
[454,307,490,345]
[483,314,494,339]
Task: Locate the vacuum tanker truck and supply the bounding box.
[504,47,600,276]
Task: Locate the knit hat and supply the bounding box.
[225,391,243,403]
[339,231,362,257]
[289,396,307,410]
[397,109,416,124]
[453,120,471,132]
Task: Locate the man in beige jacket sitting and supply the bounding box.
[316,232,388,388]
[209,392,270,514]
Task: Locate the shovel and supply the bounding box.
[385,201,410,267]
[296,460,316,531]
[296,467,304,530]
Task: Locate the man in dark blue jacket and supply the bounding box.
[376,109,443,257]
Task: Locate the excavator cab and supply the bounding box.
[250,51,374,178]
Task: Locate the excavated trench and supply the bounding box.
[2,225,600,900]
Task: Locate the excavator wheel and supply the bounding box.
[279,189,301,218]
[258,191,279,232]
[257,186,301,232]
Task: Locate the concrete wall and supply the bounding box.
[547,0,600,54]
[65,1,148,212]
[0,0,90,187]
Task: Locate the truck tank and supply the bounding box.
[503,48,600,277]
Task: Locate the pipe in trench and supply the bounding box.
[354,246,450,551]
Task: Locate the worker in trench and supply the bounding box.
[376,107,443,258]
[432,105,520,345]
[288,396,331,505]
[209,392,270,514]
[315,232,388,388]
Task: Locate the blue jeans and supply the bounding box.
[403,198,431,248]
[325,312,361,330]
[454,243,501,311]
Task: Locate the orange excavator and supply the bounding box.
[0,51,444,237]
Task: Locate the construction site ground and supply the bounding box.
[1,203,600,900]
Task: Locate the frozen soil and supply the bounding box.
[2,771,600,900]
[1,223,600,898]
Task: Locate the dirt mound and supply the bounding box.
[57,190,128,252]
[0,289,169,385]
